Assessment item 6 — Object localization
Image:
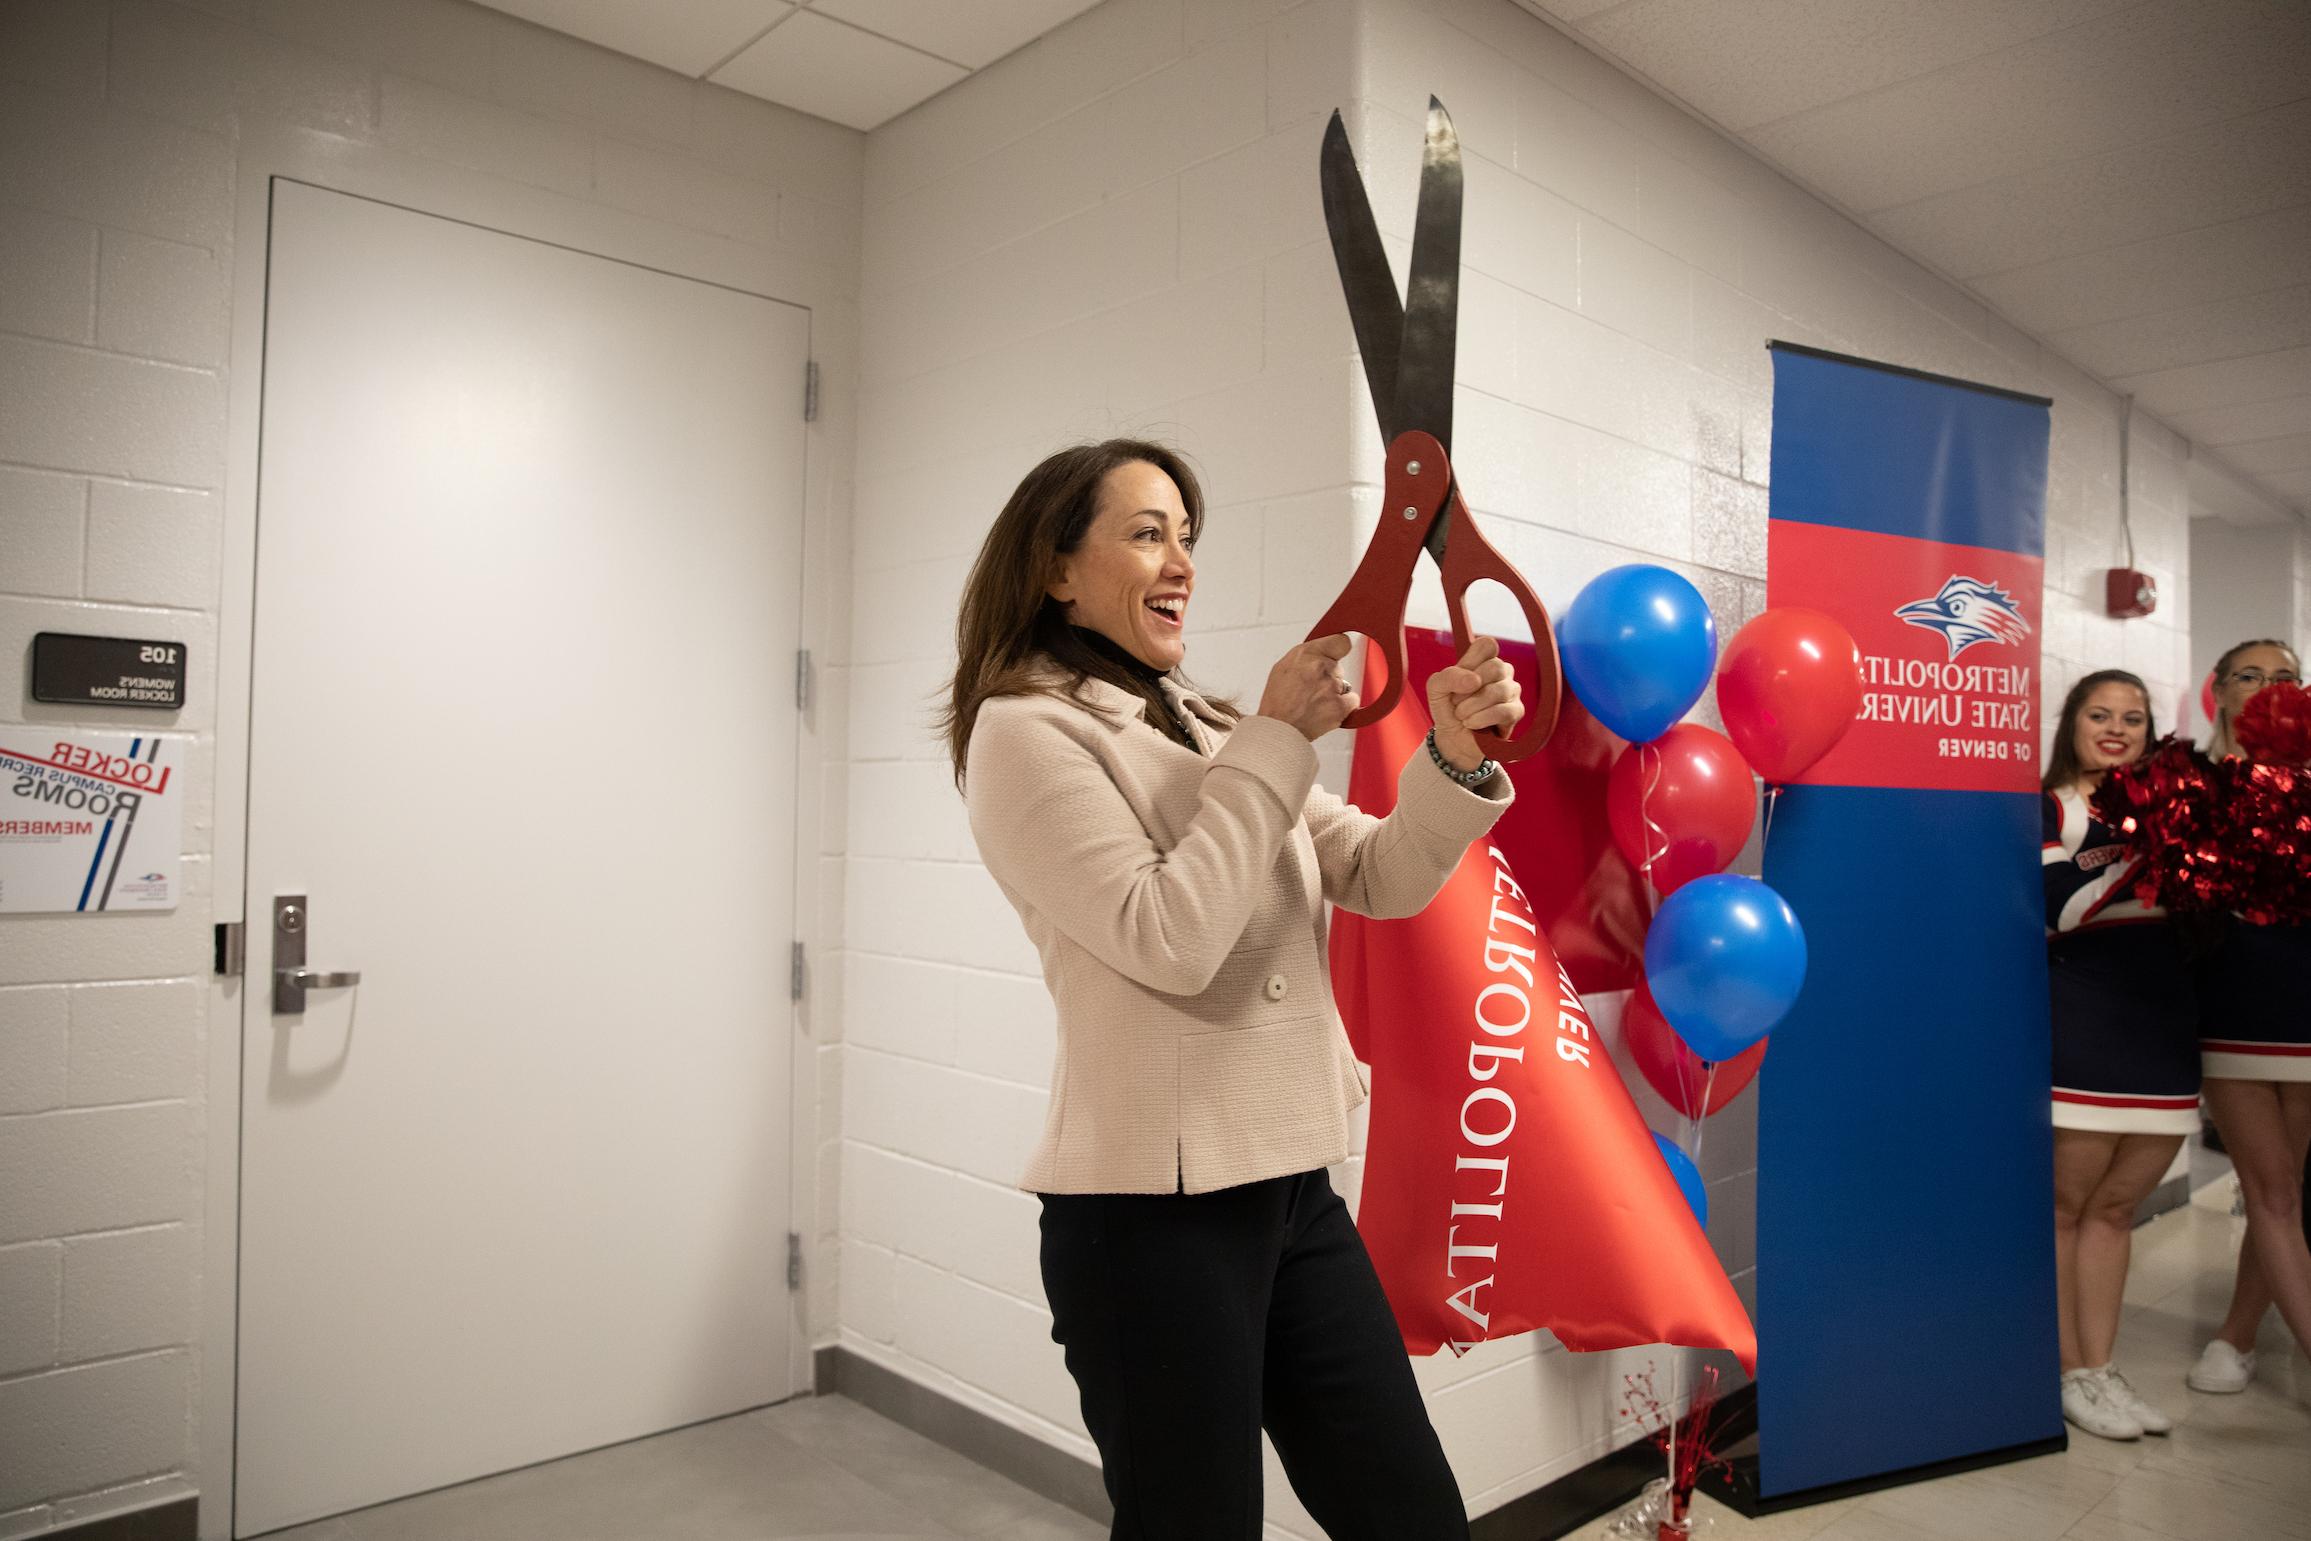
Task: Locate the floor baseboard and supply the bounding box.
[43,1498,197,1541]
[815,1346,1114,1523]
[816,1343,1700,1538]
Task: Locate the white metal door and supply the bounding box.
[236,181,806,1536]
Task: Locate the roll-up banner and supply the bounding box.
[1755,343,2063,1500]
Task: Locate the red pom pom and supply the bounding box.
[2228,761,2311,924]
[2090,739,2216,911]
[2236,681,2311,766]
[2091,734,2311,922]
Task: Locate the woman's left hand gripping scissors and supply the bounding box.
[1306,98,1563,762]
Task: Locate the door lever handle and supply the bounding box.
[279,967,362,989]
[274,966,361,1014]
[272,895,362,1014]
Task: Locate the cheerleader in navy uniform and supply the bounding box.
[2187,638,2311,1400]
[2043,670,2196,1440]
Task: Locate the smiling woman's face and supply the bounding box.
[1047,460,1197,671]
[2072,680,2149,776]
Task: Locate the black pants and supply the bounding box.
[1038,1169,1469,1541]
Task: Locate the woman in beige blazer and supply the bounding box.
[945,439,1523,1540]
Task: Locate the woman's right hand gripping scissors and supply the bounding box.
[1306,98,1563,763]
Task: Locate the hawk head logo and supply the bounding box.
[1895,576,2031,660]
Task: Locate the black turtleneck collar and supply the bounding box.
[1068,625,1197,750]
[1072,626,1169,688]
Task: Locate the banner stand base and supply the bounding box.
[1698,1426,2070,1519]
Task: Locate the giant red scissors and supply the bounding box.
[1307,98,1562,762]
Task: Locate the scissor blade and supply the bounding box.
[1396,96,1462,455]
[1422,503,1454,567]
[1319,110,1406,445]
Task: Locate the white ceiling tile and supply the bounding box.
[2219,432,2311,475]
[711,10,966,131]
[2190,455,2294,524]
[1869,99,2311,279]
[474,0,792,77]
[2255,466,2311,502]
[812,0,1103,69]
[2164,392,2311,448]
[2049,285,2311,380]
[1517,0,1630,22]
[2111,345,2311,417]
[1574,0,2135,134]
[1968,206,2311,334]
[1745,0,2310,212]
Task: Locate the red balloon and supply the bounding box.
[1715,608,1863,784]
[1606,725,1757,894]
[1621,979,1767,1118]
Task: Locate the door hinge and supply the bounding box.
[795,648,813,713]
[802,359,819,423]
[790,941,807,1002]
[214,920,245,978]
[786,1232,803,1291]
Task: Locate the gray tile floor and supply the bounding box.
[260,1393,1104,1541]
[264,1181,2305,1541]
[1570,1178,2311,1541]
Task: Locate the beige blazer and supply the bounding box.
[964,667,1513,1194]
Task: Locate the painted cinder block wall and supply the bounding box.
[1,0,2299,1536]
[0,1,862,1533]
[837,15,1379,1531]
[839,0,2285,1532]
[2189,516,2304,693]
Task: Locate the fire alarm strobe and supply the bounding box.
[2105,568,2157,620]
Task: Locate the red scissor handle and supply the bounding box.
[1304,438,1450,730]
[1435,472,1561,763]
[1305,431,1561,762]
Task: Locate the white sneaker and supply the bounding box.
[2061,1369,2142,1441]
[2094,1366,2171,1435]
[2186,1339,2256,1394]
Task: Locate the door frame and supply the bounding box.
[204,125,841,1541]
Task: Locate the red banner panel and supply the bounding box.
[1767,522,2043,794]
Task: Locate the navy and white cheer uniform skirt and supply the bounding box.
[2200,920,2311,1083]
[2050,926,2202,1133]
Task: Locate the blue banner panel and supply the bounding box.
[1765,343,2048,557]
[1756,345,2061,1499]
[1760,788,2060,1494]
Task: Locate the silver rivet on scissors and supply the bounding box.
[1406,459,1423,475]
[1402,506,1419,520]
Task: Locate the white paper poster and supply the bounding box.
[0,730,182,913]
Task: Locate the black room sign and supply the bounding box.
[31,633,187,710]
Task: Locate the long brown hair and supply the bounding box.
[2206,637,2300,758]
[2042,669,2153,793]
[942,439,1238,787]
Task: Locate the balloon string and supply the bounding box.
[1666,1061,1721,1504]
[1643,740,1679,1502]
[1690,1063,1719,1169]
[1761,783,1780,857]
[1667,1352,1680,1503]
[1639,742,1668,899]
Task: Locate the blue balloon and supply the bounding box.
[1643,874,1808,1062]
[1557,565,1718,744]
[1650,1131,1709,1227]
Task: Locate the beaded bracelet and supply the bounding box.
[1425,728,1497,789]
